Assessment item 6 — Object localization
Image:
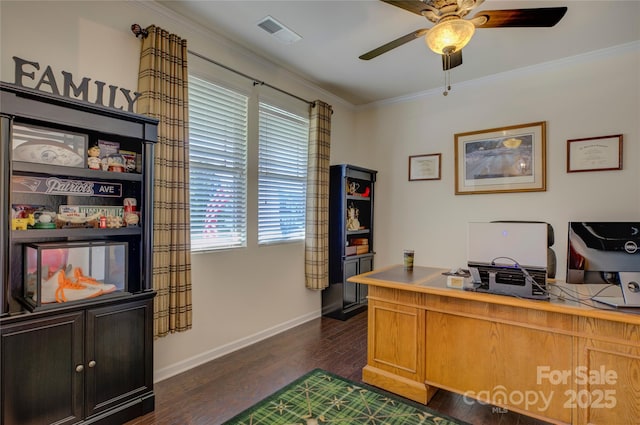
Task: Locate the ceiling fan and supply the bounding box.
[360,0,567,74]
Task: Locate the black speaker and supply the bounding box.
[547,248,557,279]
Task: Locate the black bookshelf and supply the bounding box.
[322,164,377,320]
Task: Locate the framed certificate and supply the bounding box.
[409,153,441,181]
[567,134,622,173]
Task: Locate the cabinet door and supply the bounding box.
[358,256,373,303]
[1,312,84,425]
[343,259,359,307]
[85,298,153,417]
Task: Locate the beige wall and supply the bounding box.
[2,1,639,383]
[1,0,358,381]
[358,43,640,277]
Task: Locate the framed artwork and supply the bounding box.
[567,134,622,173]
[409,153,441,181]
[454,121,546,195]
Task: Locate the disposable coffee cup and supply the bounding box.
[403,250,414,271]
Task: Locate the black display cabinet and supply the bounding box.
[0,82,156,425]
[322,164,377,320]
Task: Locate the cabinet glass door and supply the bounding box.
[1,116,8,315]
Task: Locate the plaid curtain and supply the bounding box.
[137,25,192,337]
[305,100,332,290]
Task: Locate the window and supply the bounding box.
[188,75,248,251]
[258,102,309,244]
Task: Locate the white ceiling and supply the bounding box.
[158,0,640,106]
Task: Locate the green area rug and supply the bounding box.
[223,369,469,424]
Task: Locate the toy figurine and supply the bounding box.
[346,203,360,231]
[12,214,35,230]
[87,145,101,170]
[107,154,125,172]
[124,212,139,227]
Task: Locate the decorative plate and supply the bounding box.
[13,140,84,167]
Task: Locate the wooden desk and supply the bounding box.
[348,265,640,425]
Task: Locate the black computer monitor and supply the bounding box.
[566,222,640,284]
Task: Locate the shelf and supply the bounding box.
[347,195,370,201]
[19,290,133,313]
[347,229,370,235]
[12,161,143,182]
[343,252,374,260]
[12,226,141,241]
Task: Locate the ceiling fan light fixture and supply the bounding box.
[425,19,475,54]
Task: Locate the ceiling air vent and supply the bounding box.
[257,16,302,44]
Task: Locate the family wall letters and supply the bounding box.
[13,56,141,112]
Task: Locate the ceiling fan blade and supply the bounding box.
[442,50,463,71]
[359,29,429,60]
[380,0,429,16]
[472,7,567,28]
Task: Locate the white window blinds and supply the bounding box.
[258,102,309,244]
[188,75,248,251]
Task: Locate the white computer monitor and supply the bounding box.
[467,222,548,269]
[467,222,549,299]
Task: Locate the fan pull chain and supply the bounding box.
[443,70,452,96]
[442,52,452,96]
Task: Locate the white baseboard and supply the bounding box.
[153,309,322,383]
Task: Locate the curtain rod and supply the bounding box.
[131,24,314,107]
[189,50,314,107]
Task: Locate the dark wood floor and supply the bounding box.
[126,311,550,425]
